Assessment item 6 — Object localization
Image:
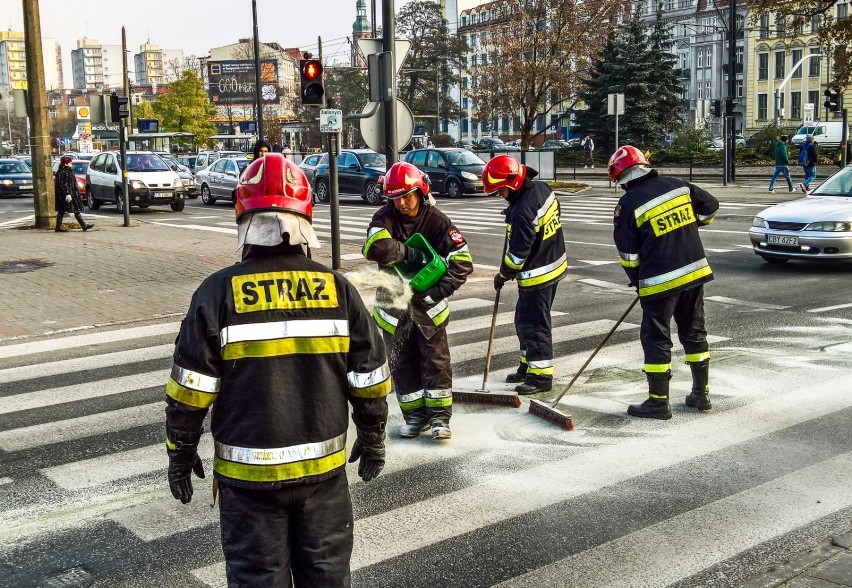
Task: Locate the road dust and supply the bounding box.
[345,267,413,310]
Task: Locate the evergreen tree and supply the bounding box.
[647,6,686,142]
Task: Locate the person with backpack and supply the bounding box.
[798,134,818,193]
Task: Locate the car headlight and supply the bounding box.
[461,171,478,180]
[1,179,12,186]
[77,180,85,190]
[751,216,766,228]
[805,221,852,231]
[173,178,183,188]
[130,180,145,190]
[189,178,196,186]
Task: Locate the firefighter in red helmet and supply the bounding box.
[609,145,719,420]
[362,161,473,441]
[483,154,567,394]
[165,153,390,586]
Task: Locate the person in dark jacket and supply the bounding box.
[799,134,818,192]
[252,139,271,160]
[362,162,473,440]
[54,155,93,232]
[768,135,794,193]
[609,145,719,420]
[484,154,568,395]
[165,153,389,586]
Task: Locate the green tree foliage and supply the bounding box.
[648,6,685,138]
[396,0,468,135]
[153,71,217,149]
[132,101,158,128]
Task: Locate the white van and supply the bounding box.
[791,121,849,148]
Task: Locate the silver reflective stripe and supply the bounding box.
[348,362,391,388]
[398,389,426,403]
[215,433,346,465]
[532,193,556,227]
[697,212,715,222]
[171,364,220,393]
[446,245,470,260]
[518,252,567,280]
[367,226,385,238]
[527,360,552,369]
[374,307,399,327]
[220,319,349,346]
[426,298,449,319]
[618,251,639,262]
[633,187,690,220]
[506,251,526,266]
[425,388,452,398]
[639,258,709,288]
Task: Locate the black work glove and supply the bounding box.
[348,416,386,482]
[494,274,508,291]
[405,246,428,267]
[412,285,443,305]
[166,427,205,504]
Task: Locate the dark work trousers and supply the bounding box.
[218,472,354,588]
[515,284,558,386]
[382,313,453,426]
[639,284,708,367]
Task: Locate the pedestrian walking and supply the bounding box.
[53,155,93,232]
[768,134,794,193]
[484,154,568,395]
[165,153,390,586]
[799,134,818,192]
[609,145,719,420]
[362,162,473,440]
[282,143,293,160]
[581,135,595,168]
[251,139,270,160]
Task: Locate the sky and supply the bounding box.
[5,0,420,83]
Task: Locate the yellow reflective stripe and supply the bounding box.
[649,393,668,400]
[618,251,640,268]
[697,212,715,225]
[165,438,176,450]
[372,307,397,334]
[398,388,426,410]
[166,377,218,408]
[685,352,711,362]
[504,251,525,270]
[447,245,473,264]
[637,194,693,229]
[527,365,554,376]
[351,378,391,398]
[425,396,453,408]
[634,188,690,227]
[532,193,557,227]
[348,362,390,388]
[639,264,712,297]
[517,259,568,288]
[644,363,671,373]
[222,336,350,360]
[426,299,450,326]
[214,449,346,483]
[362,227,392,257]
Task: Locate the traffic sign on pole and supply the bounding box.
[320,109,343,133]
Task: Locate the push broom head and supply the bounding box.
[454,389,521,408]
[528,399,575,431]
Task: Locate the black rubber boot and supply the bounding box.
[685,360,712,410]
[627,371,672,420]
[398,408,429,438]
[74,212,93,231]
[54,212,67,232]
[505,366,526,384]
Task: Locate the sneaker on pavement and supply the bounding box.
[768,189,775,194]
[800,183,807,193]
[399,421,430,438]
[431,423,452,440]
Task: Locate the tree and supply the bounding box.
[396,0,468,135]
[153,70,217,149]
[131,100,158,128]
[467,0,628,148]
[647,6,685,140]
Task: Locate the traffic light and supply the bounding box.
[107,92,130,123]
[710,99,721,117]
[824,86,841,112]
[299,58,325,107]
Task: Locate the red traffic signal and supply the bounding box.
[300,59,325,106]
[302,59,322,81]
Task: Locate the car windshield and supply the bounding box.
[810,168,852,197]
[445,151,483,166]
[71,162,88,174]
[357,152,386,168]
[121,153,171,172]
[0,161,29,174]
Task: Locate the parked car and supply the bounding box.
[540,140,570,150]
[74,152,99,162]
[196,157,251,206]
[455,140,474,150]
[709,135,747,150]
[791,121,850,149]
[790,125,819,147]
[475,137,520,151]
[177,155,197,173]
[749,164,852,263]
[86,150,187,212]
[0,158,33,197]
[156,152,198,198]
[298,152,325,185]
[403,148,485,198]
[312,149,386,205]
[13,155,32,169]
[506,140,533,150]
[194,150,245,174]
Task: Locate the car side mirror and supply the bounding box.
[438,162,448,169]
[171,164,179,171]
[348,163,360,170]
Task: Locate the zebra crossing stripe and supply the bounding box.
[150,222,237,235]
[447,311,566,336]
[191,563,227,588]
[450,297,494,311]
[108,485,220,542]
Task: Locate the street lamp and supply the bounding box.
[774,52,822,125]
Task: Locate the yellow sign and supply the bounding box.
[232,271,339,312]
[76,106,90,120]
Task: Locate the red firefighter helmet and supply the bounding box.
[235,153,312,222]
[607,145,650,183]
[382,161,430,199]
[482,154,526,194]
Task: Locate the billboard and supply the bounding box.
[207,60,279,105]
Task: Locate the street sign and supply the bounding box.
[804,103,815,125]
[359,99,414,153]
[320,109,343,133]
[607,93,625,116]
[357,39,411,76]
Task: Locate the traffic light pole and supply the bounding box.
[252,0,264,142]
[382,0,398,167]
[328,132,341,270]
[121,28,130,227]
[727,0,737,183]
[842,96,848,168]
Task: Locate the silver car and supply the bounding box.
[298,153,324,185]
[156,153,198,198]
[196,157,251,206]
[750,166,852,263]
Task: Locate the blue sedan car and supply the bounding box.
[0,158,34,197]
[312,149,386,205]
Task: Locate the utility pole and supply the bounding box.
[252,0,264,142]
[382,0,398,167]
[727,0,737,182]
[121,27,130,227]
[22,0,53,229]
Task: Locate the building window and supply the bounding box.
[794,21,804,34]
[736,80,743,98]
[705,81,711,98]
[758,94,768,120]
[776,14,786,36]
[461,118,468,132]
[775,51,785,78]
[838,3,848,21]
[792,49,803,77]
[809,48,821,77]
[680,53,688,69]
[758,53,769,80]
[697,49,703,68]
[698,84,703,100]
[759,15,770,38]
[462,97,468,109]
[470,34,477,46]
[808,90,820,110]
[706,48,712,70]
[811,14,822,32]
[791,92,802,118]
[736,46,744,66]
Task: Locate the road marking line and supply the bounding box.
[450,298,495,311]
[807,302,852,313]
[448,311,566,336]
[577,260,619,266]
[578,278,634,291]
[150,222,236,235]
[565,240,617,248]
[191,563,227,588]
[706,296,790,310]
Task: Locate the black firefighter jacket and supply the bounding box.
[613,171,719,300]
[165,244,390,490]
[363,201,473,339]
[498,174,568,290]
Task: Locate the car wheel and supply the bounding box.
[446,178,463,199]
[170,199,185,212]
[759,255,789,264]
[364,180,381,205]
[315,179,330,204]
[201,184,216,206]
[115,190,125,214]
[87,188,100,210]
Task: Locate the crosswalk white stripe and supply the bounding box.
[0,322,181,359]
[706,296,791,310]
[109,484,220,542]
[150,222,237,234]
[450,297,496,311]
[447,311,566,336]
[496,451,852,588]
[349,374,851,570]
[807,302,852,313]
[191,563,227,588]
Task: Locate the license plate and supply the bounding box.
[153,191,172,197]
[767,234,798,245]
[20,185,31,190]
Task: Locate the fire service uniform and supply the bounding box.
[484,155,568,395]
[362,162,473,440]
[609,145,719,420]
[165,154,390,587]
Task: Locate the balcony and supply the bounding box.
[679,68,691,79]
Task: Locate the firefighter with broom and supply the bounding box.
[362,161,473,441]
[609,145,719,420]
[484,154,568,395]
